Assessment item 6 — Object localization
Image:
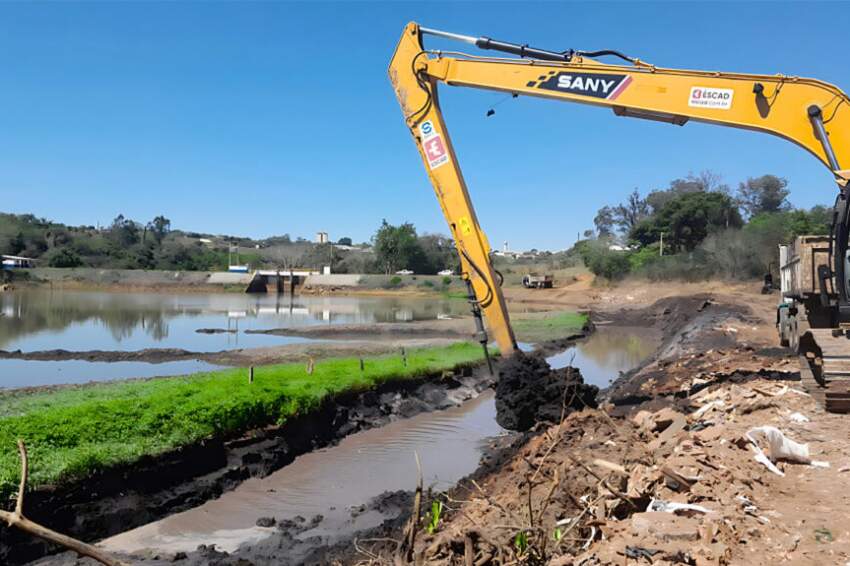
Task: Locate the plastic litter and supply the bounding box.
[788,412,810,423]
[582,526,596,550]
[647,498,712,515]
[694,399,725,418]
[745,426,829,476]
[736,495,770,524]
[688,420,714,432]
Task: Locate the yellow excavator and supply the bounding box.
[388,22,850,410]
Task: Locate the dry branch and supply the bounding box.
[395,451,423,565]
[567,453,636,510]
[0,440,126,566]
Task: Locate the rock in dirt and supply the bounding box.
[631,511,701,542]
[495,352,598,431]
[255,516,276,528]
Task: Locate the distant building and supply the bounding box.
[1,255,36,269]
[316,232,329,244]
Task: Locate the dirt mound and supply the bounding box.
[495,352,598,431]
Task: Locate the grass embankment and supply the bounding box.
[512,311,588,343]
[0,343,487,499]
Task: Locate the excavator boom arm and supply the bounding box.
[389,22,850,356]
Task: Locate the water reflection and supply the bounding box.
[0,290,471,353]
[546,327,659,388]
[0,359,220,389]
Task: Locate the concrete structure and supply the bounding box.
[246,269,321,294]
[207,272,253,285]
[303,274,364,287]
[316,232,329,244]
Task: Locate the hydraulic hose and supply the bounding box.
[460,248,494,308]
[831,190,850,315]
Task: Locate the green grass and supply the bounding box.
[442,290,469,300]
[512,311,588,343]
[0,343,486,499]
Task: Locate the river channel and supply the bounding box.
[96,327,657,558]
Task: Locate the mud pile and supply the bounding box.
[495,352,598,431]
[349,373,832,566]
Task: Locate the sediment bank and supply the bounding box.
[1,345,497,564]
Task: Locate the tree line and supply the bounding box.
[0,212,458,275]
[576,171,830,280]
[0,213,260,271]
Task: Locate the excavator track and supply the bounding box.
[799,328,850,413]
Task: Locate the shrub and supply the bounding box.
[577,241,631,281]
[588,251,631,280]
[389,276,402,286]
[45,248,83,268]
[442,276,452,286]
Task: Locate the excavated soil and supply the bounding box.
[293,288,850,566]
[244,319,475,341]
[495,352,598,431]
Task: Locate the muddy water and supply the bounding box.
[546,326,659,388]
[99,329,656,557]
[101,391,504,555]
[0,290,470,387]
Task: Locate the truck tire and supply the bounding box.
[777,306,790,347]
[788,315,799,352]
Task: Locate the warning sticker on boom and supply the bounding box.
[688,87,734,110]
[420,121,449,169]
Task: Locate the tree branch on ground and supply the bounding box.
[0,440,126,566]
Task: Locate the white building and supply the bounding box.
[316,232,329,244]
[2,255,36,268]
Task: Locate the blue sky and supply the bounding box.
[1,1,848,250]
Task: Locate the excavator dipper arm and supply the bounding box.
[388,22,850,356]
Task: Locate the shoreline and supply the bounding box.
[0,311,587,372]
[7,267,477,298]
[1,357,499,565]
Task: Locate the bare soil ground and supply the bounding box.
[321,280,850,565]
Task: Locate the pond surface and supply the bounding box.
[1,289,470,352]
[0,289,471,388]
[0,359,222,389]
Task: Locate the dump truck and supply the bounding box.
[778,235,850,412]
[522,274,553,289]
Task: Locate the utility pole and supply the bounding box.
[659,232,664,257]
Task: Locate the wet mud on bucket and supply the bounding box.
[495,351,599,431]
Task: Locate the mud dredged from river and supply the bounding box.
[495,351,599,431]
